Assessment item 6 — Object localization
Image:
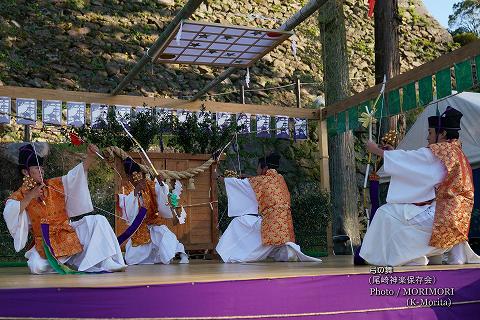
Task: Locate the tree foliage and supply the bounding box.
[448,0,480,36]
[69,106,242,155]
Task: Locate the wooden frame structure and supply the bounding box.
[156,20,293,68]
[0,86,319,120]
[324,40,480,118]
[0,85,331,254]
[3,41,476,259]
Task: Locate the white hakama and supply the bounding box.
[360,148,480,266]
[216,178,321,263]
[3,163,126,274]
[118,180,188,265]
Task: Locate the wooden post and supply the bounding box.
[319,0,360,251]
[318,107,332,255]
[241,85,245,104]
[24,125,31,142]
[296,78,301,108]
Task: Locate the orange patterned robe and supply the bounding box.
[9,178,83,259]
[248,169,296,245]
[117,180,167,246]
[429,140,474,248]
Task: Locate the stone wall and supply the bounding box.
[0,0,456,107]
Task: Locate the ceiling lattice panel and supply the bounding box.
[156,20,293,67]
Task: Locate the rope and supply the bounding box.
[103,146,215,181]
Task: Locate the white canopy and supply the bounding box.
[378,91,480,180]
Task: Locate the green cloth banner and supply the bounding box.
[402,82,417,111]
[436,68,452,99]
[387,89,401,116]
[337,111,346,133]
[418,75,433,107]
[327,115,337,136]
[476,55,480,80]
[348,106,359,131]
[454,60,473,92]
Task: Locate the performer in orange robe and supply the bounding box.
[360,107,480,266]
[216,153,321,263]
[117,157,188,265]
[3,143,126,274]
[248,158,296,246]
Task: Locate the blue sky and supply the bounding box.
[422,0,458,28]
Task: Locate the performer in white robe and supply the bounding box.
[3,143,126,274]
[216,153,321,263]
[117,157,188,265]
[360,107,480,266]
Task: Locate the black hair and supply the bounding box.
[123,157,141,176]
[258,153,281,170]
[434,128,460,140]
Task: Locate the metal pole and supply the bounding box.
[296,77,301,108]
[190,0,328,101]
[241,85,245,104]
[111,0,205,95]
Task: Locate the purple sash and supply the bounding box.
[117,207,147,245]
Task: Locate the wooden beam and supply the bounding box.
[0,85,320,119]
[317,108,332,255]
[111,0,204,95]
[323,40,480,118]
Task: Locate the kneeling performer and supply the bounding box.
[360,107,480,266]
[3,143,126,274]
[216,153,321,263]
[117,157,188,265]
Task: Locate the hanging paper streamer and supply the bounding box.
[294,118,308,140]
[66,102,86,127]
[0,96,11,124]
[256,114,271,138]
[135,106,151,115]
[197,110,208,124]
[16,98,37,125]
[275,116,290,139]
[115,105,132,128]
[237,113,251,133]
[91,103,109,128]
[175,20,183,45]
[217,112,232,129]
[245,67,250,88]
[177,206,187,225]
[291,34,297,58]
[42,100,62,126]
[156,108,173,121]
[176,109,191,123]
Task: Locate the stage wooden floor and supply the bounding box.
[1,256,480,289]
